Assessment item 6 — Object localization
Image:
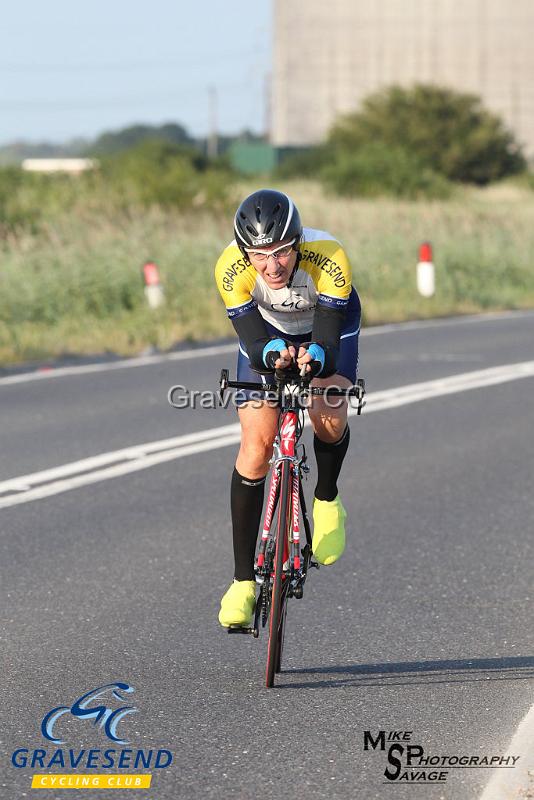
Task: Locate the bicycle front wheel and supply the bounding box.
[275,594,288,674]
[265,460,291,688]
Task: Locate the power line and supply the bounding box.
[0,50,270,73]
[0,80,259,112]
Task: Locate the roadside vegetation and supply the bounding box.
[1,86,533,366]
[279,85,526,198]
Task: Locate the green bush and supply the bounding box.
[0,168,87,233]
[89,122,194,156]
[321,142,452,199]
[329,84,526,185]
[0,167,31,229]
[514,170,534,191]
[0,139,237,239]
[274,147,331,179]
[98,140,234,211]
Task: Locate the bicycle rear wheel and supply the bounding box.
[265,460,291,688]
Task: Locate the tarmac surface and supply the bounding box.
[1,310,533,800]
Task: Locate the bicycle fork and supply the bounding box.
[257,460,314,595]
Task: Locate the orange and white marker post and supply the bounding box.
[417,242,435,298]
[142,261,165,309]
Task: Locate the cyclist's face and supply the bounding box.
[245,238,298,289]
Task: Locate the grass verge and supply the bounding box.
[1,181,533,365]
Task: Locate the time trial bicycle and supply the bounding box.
[218,365,365,688]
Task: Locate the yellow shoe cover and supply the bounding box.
[218,580,256,628]
[312,496,346,565]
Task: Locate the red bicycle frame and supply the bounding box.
[257,408,301,575]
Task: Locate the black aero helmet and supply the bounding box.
[234,189,302,255]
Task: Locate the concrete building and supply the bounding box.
[272,0,534,155]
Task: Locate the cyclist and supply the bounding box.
[215,189,361,628]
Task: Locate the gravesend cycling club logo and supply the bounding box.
[363,729,519,785]
[11,682,173,791]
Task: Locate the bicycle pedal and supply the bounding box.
[227,626,256,636]
[310,560,320,569]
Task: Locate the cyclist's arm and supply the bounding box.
[230,307,279,373]
[309,239,352,377]
[310,303,348,377]
[215,243,290,373]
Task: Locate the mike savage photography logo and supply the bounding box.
[11,682,173,790]
[363,729,519,785]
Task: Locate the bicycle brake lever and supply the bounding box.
[218,369,229,406]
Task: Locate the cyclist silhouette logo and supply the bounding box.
[41,683,137,745]
[270,296,308,312]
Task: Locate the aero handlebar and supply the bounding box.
[218,369,366,414]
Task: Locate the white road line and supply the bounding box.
[0,434,243,510]
[1,310,532,386]
[361,309,534,336]
[479,702,534,800]
[0,343,237,386]
[366,361,534,413]
[1,360,533,511]
[0,423,240,496]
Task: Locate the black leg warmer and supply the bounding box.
[231,467,266,580]
[313,425,350,502]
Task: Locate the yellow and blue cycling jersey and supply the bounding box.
[215,227,352,336]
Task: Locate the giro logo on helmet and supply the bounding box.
[233,189,302,257]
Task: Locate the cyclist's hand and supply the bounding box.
[296,345,314,374]
[297,344,324,376]
[274,345,297,370]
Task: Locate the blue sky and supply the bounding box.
[0,0,271,144]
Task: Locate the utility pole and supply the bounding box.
[264,71,272,141]
[477,0,487,93]
[207,86,218,159]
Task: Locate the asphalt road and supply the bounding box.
[1,311,534,800]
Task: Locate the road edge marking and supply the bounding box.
[479,701,534,800]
